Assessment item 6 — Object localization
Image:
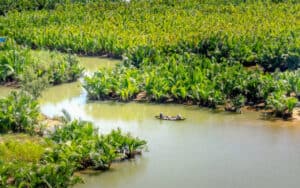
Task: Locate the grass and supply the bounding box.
[0,134,49,163]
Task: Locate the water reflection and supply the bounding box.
[78,56,120,73]
[76,157,149,188]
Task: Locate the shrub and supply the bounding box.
[0,161,81,187]
[0,49,32,83]
[84,53,300,118]
[0,119,147,187]
[49,120,147,169]
[0,91,39,133]
[266,91,298,119]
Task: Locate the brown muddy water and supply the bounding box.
[1,57,300,188]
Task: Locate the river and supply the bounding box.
[1,57,300,188]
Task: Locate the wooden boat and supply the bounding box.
[155,114,186,121]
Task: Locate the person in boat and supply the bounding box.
[159,112,183,120]
[159,112,170,120]
[176,114,183,120]
[159,112,164,119]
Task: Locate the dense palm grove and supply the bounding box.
[3,0,297,117]
[84,54,299,117]
[0,0,300,187]
[2,1,300,72]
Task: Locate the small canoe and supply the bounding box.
[155,115,186,121]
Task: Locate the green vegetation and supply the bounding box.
[0,0,299,186]
[49,120,147,170]
[0,136,47,163]
[0,86,147,187]
[84,54,300,118]
[1,0,299,119]
[0,0,297,17]
[266,91,298,119]
[0,91,39,133]
[1,0,299,70]
[0,40,32,83]
[0,0,107,15]
[0,160,82,187]
[0,39,84,86]
[0,96,147,187]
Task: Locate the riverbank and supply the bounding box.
[70,100,300,188]
[0,55,146,187]
[0,112,147,187]
[1,55,299,122]
[1,56,299,187]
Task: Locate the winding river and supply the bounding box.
[1,57,300,188]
